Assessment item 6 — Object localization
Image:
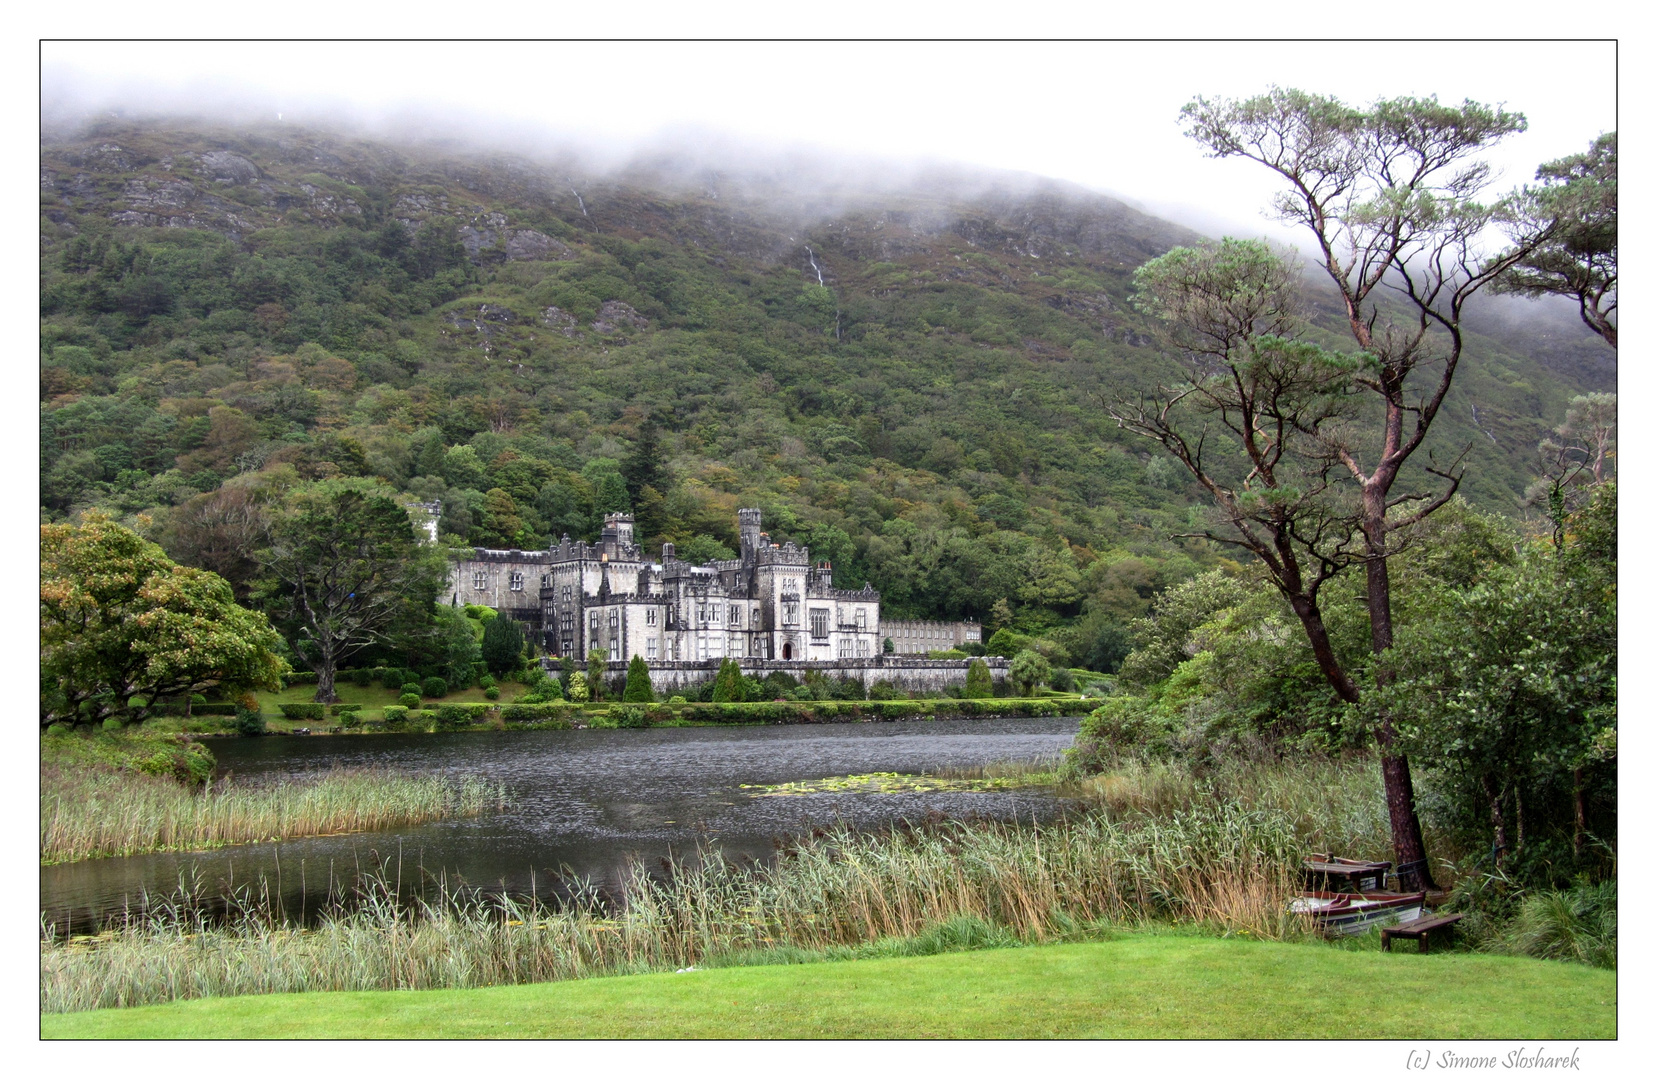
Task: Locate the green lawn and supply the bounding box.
[42,936,1615,1039]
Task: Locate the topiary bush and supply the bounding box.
[382,669,407,691]
[278,703,325,722]
[400,682,422,697]
[421,676,448,699]
[398,693,421,709]
[382,705,410,728]
[350,668,375,687]
[484,685,501,700]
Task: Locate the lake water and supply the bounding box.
[41,716,1081,931]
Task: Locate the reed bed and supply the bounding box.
[41,766,506,864]
[41,802,1315,1014]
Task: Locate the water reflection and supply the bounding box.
[42,717,1080,930]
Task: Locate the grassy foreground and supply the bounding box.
[42,936,1616,1039]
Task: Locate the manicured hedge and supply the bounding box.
[148,703,238,717]
[277,703,326,721]
[499,703,576,729]
[672,698,1067,725]
[381,705,410,728]
[435,703,491,729]
[284,672,319,687]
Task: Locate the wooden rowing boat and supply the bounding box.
[1291,890,1427,936]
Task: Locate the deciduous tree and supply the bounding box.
[41,512,287,727]
[253,479,444,703]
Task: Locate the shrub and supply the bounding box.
[398,693,421,709]
[668,695,687,705]
[233,707,265,737]
[963,659,994,699]
[436,703,487,729]
[381,669,407,691]
[868,679,899,701]
[1009,649,1053,695]
[612,705,650,728]
[136,740,216,786]
[350,668,375,687]
[189,693,208,706]
[499,703,574,728]
[624,655,654,702]
[421,676,448,699]
[382,705,410,727]
[283,672,319,687]
[1069,696,1179,770]
[479,673,497,689]
[277,703,325,722]
[484,685,500,700]
[1050,667,1077,693]
[566,673,589,703]
[400,682,422,697]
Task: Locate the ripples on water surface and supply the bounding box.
[42,716,1080,929]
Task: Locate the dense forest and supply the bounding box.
[38,120,1615,672]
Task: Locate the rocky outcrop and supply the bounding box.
[200,151,261,185]
[590,301,648,334]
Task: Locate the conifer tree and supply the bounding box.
[624,654,654,702]
[963,658,994,699]
[711,657,746,702]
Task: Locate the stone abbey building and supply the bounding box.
[449,509,883,665]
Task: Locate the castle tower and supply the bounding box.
[600,512,635,556]
[738,508,763,561]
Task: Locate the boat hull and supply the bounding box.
[1292,891,1427,936]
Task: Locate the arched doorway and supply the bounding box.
[782,642,793,660]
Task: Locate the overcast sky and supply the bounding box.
[42,39,1616,247]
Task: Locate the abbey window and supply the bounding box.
[729,605,741,626]
[509,571,524,591]
[810,608,829,639]
[472,570,487,590]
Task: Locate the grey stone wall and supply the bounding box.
[545,656,1007,694]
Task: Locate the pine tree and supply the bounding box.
[963,658,993,699]
[711,657,746,702]
[624,654,654,702]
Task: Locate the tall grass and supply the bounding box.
[41,802,1315,1013]
[41,766,506,864]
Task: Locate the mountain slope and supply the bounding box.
[37,120,1614,662]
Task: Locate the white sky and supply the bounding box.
[41,39,1617,247]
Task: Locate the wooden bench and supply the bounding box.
[1381,912,1463,954]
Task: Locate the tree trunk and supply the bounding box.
[1363,498,1439,891]
[1514,784,1525,855]
[1573,767,1586,861]
[313,654,339,704]
[1483,773,1508,867]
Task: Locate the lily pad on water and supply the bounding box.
[739,772,1033,797]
